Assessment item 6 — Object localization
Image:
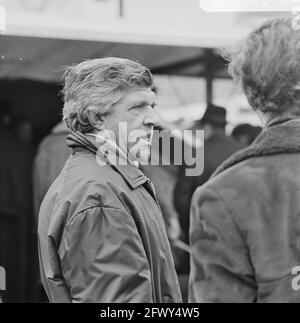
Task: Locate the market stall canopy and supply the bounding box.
[0,36,217,81]
[0,0,285,81]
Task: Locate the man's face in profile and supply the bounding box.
[102,88,158,162]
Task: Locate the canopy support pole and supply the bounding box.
[205,49,214,105]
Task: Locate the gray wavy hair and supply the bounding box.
[224,18,300,114]
[62,57,153,133]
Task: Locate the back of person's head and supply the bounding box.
[232,124,262,146]
[62,57,154,133]
[224,18,300,118]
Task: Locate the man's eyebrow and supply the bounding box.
[130,100,156,106]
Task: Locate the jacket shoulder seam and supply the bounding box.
[66,205,122,229]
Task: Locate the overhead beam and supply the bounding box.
[151,55,204,75]
[151,51,228,79]
[204,49,214,105]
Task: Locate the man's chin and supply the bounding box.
[128,142,151,164]
[138,152,151,164]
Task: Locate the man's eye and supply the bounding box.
[131,104,156,110]
[131,105,143,110]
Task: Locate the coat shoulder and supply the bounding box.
[193,152,300,224]
[62,151,130,198]
[195,156,265,198]
[43,151,130,224]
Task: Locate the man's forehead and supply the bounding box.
[121,88,156,104]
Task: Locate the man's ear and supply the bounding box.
[86,106,105,131]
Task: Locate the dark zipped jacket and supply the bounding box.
[38,132,182,303]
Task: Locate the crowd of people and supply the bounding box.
[1,17,300,303]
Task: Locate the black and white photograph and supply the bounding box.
[0,0,300,306]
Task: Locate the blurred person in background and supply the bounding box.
[190,18,300,303]
[33,121,71,302]
[141,127,187,300]
[10,114,33,144]
[140,125,182,242]
[174,104,243,247]
[33,121,71,221]
[38,57,182,303]
[0,104,12,128]
[0,102,35,302]
[232,123,262,147]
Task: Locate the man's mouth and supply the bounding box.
[137,137,151,145]
[135,132,151,142]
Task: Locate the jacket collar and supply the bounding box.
[213,118,300,177]
[51,122,70,135]
[66,131,148,190]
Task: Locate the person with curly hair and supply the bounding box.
[189,18,300,303]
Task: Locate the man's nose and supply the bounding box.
[144,106,159,127]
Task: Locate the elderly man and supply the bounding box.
[38,58,182,303]
[189,18,300,303]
